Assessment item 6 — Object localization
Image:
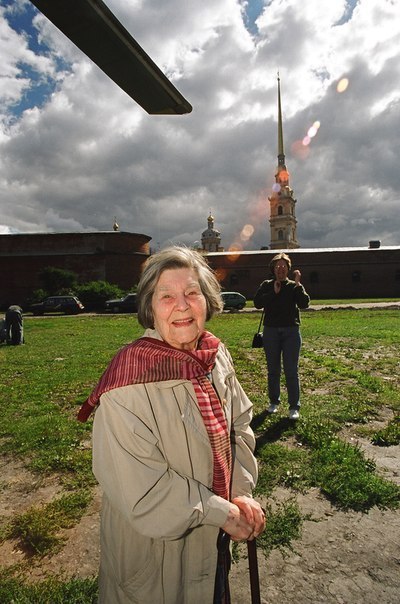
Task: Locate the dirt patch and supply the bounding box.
[0,440,399,602]
[231,486,400,603]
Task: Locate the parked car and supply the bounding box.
[221,291,246,310]
[104,293,138,313]
[30,295,85,315]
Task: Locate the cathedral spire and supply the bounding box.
[268,74,299,250]
[277,72,286,168]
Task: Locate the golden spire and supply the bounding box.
[277,72,286,168]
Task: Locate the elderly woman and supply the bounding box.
[78,246,264,604]
[254,252,310,420]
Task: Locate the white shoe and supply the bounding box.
[267,404,278,414]
[289,409,299,420]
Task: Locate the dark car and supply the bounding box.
[221,291,246,310]
[30,295,85,315]
[104,293,138,313]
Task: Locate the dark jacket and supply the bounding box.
[254,279,310,327]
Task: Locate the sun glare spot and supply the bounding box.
[302,136,311,146]
[291,140,310,160]
[307,121,320,138]
[215,268,227,281]
[337,78,349,93]
[240,224,254,241]
[272,183,281,193]
[227,244,242,262]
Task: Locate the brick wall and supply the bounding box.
[0,231,150,309]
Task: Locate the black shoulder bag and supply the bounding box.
[251,311,264,348]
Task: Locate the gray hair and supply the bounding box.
[137,246,223,328]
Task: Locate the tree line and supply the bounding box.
[28,266,136,311]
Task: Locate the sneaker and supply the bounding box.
[267,404,278,414]
[289,409,300,420]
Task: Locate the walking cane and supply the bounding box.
[247,539,261,604]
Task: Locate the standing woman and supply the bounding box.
[78,246,265,604]
[254,253,310,420]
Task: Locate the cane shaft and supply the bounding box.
[247,539,261,604]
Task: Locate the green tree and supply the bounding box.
[75,281,125,311]
[38,267,78,295]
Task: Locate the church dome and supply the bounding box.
[201,212,222,251]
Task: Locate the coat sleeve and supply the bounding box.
[254,280,274,309]
[229,375,258,499]
[293,284,310,309]
[216,345,258,499]
[92,391,231,540]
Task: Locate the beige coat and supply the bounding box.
[92,329,258,604]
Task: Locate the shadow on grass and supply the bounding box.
[253,416,294,453]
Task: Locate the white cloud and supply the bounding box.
[0,0,399,250]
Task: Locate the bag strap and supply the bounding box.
[257,310,264,333]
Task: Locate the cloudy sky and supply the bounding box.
[1,0,399,251]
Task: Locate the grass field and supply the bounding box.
[0,309,399,601]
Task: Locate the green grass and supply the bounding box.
[0,308,399,599]
[308,298,400,305]
[309,438,400,511]
[0,571,97,604]
[0,316,144,483]
[245,298,400,308]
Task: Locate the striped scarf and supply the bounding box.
[77,331,232,500]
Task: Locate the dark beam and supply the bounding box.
[29,0,192,115]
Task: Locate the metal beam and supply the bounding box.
[29,0,192,115]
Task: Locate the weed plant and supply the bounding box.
[371,415,400,446]
[2,491,91,556]
[257,498,306,558]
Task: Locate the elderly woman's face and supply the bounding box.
[152,267,207,350]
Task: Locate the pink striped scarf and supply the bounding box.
[77,331,232,500]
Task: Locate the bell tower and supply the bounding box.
[268,75,299,249]
[201,212,223,252]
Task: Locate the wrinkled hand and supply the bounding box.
[232,496,266,540]
[293,269,301,286]
[222,497,266,542]
[221,503,253,541]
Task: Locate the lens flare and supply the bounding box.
[291,139,310,160]
[215,267,227,281]
[307,121,320,138]
[337,78,349,93]
[240,224,254,241]
[302,135,311,146]
[272,183,281,193]
[227,244,242,262]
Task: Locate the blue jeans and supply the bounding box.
[263,326,302,410]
